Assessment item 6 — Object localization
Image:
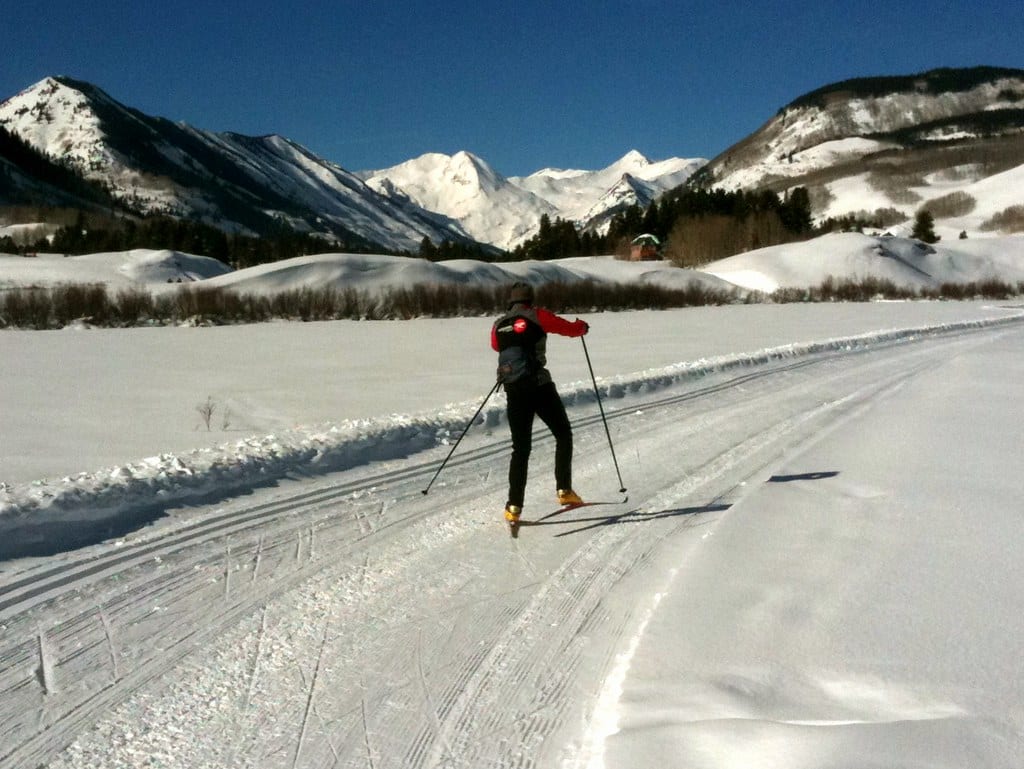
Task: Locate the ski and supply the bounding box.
[517,497,628,529]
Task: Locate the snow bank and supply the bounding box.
[0,249,232,291]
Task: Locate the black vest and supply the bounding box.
[493,305,550,388]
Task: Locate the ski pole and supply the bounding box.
[581,334,627,493]
[421,380,501,495]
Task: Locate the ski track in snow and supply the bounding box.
[1,315,1023,768]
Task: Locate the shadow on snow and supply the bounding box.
[520,502,731,538]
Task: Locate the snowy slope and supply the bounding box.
[7,231,1022,299]
[700,231,1024,292]
[0,249,232,290]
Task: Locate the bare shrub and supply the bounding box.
[929,280,1017,299]
[806,184,835,213]
[294,287,336,321]
[260,286,366,320]
[770,286,810,302]
[867,170,924,204]
[51,283,110,325]
[974,278,1017,299]
[612,237,633,261]
[536,279,737,313]
[979,204,1024,233]
[837,207,908,228]
[3,273,1021,330]
[919,191,976,218]
[113,288,154,325]
[773,276,916,303]
[196,397,215,431]
[932,164,983,183]
[1,288,52,328]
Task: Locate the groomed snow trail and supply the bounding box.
[1,322,1020,768]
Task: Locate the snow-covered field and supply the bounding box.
[2,238,1024,767]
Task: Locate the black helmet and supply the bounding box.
[508,281,534,305]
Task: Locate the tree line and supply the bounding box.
[4,185,815,268]
[5,274,1021,331]
[494,186,815,266]
[1,212,368,268]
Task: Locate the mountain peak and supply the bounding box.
[0,76,112,170]
[617,149,650,166]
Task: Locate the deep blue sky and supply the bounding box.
[4,1,1022,176]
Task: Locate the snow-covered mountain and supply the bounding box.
[0,77,472,252]
[512,149,703,223]
[694,66,1024,239]
[0,76,703,253]
[358,151,557,251]
[361,149,706,250]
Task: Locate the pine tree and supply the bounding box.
[912,210,940,243]
[780,187,813,233]
[418,237,437,261]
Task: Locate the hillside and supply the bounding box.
[692,66,1024,240]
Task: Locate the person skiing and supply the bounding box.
[491,281,589,530]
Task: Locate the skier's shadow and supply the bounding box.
[767,470,839,483]
[526,502,730,538]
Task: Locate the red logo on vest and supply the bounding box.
[513,318,528,333]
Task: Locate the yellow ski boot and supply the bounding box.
[504,504,522,537]
[557,489,584,507]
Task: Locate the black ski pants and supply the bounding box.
[505,380,573,507]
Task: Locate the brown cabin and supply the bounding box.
[629,233,661,261]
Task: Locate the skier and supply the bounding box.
[491,281,589,529]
